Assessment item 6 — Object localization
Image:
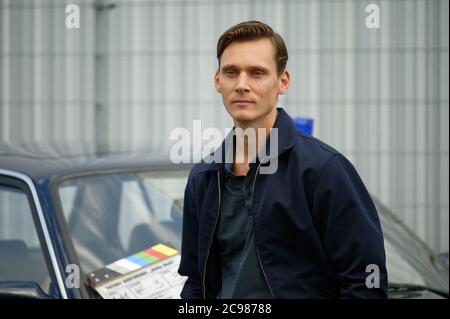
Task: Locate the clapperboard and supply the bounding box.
[86,243,187,299]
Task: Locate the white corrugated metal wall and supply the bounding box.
[0,0,448,253]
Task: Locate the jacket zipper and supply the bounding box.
[202,170,221,299]
[252,160,275,298]
[202,162,276,298]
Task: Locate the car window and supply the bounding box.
[377,202,449,294]
[0,184,54,295]
[58,170,187,275]
[384,238,427,286]
[117,172,186,253]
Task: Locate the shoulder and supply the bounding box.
[185,161,218,191]
[290,131,362,187]
[289,132,363,201]
[291,131,343,172]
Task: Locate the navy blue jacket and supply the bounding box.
[178,108,388,299]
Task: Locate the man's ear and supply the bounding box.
[278,69,291,95]
[214,69,222,93]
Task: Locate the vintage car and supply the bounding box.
[0,144,448,299]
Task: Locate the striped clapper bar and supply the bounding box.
[87,243,179,287]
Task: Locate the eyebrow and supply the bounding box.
[221,65,270,73]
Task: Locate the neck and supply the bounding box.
[233,107,277,165]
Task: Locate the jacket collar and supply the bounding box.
[204,107,297,171]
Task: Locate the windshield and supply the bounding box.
[58,170,187,274]
[374,199,449,294]
[57,169,448,295]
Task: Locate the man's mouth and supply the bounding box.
[231,99,255,105]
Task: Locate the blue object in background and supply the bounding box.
[292,116,314,136]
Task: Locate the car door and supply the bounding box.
[0,174,65,298]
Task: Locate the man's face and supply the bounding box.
[215,38,290,125]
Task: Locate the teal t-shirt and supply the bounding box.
[215,159,272,299]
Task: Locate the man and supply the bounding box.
[178,21,387,299]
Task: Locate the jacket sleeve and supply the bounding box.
[312,154,388,298]
[178,173,203,299]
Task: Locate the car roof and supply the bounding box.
[0,142,192,180]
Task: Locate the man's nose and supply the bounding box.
[235,73,250,93]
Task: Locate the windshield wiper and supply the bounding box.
[388,283,449,298]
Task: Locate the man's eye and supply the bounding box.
[252,71,265,77]
[224,70,237,76]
